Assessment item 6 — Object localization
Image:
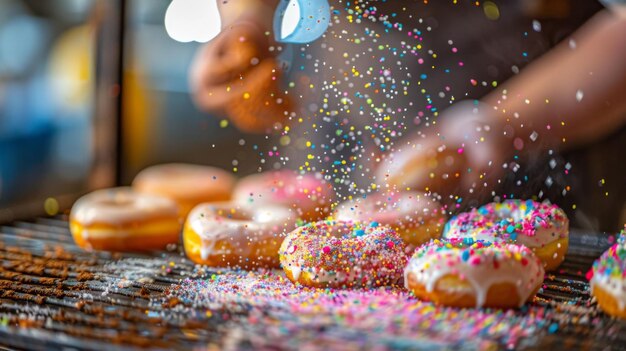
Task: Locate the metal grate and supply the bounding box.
[0,217,624,350]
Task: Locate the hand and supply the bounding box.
[189,21,291,133]
[376,101,512,206]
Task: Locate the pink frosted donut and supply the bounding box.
[333,191,446,251]
[443,199,569,271]
[233,170,334,221]
[279,220,408,288]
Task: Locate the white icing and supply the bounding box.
[404,244,544,308]
[591,275,626,311]
[186,202,295,259]
[447,225,566,249]
[290,265,302,281]
[444,200,569,249]
[70,187,179,226]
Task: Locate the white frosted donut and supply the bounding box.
[443,199,569,271]
[404,238,545,308]
[133,163,235,218]
[333,191,446,251]
[69,187,181,251]
[183,202,295,268]
[590,242,626,319]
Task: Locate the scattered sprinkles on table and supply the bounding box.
[163,268,553,349]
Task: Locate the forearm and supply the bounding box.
[483,10,626,150]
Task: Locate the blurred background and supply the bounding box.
[0,0,262,212]
[1,0,623,231]
[0,0,105,210]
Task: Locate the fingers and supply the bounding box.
[377,137,468,195]
[190,24,269,110]
[189,23,292,133]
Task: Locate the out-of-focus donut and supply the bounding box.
[234,170,334,221]
[70,188,181,252]
[133,163,235,218]
[333,191,446,251]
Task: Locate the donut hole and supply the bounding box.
[98,197,135,207]
[215,208,254,222]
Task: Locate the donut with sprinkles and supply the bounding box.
[443,199,569,271]
[279,220,408,288]
[404,238,545,308]
[589,241,626,319]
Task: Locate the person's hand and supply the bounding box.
[376,101,513,206]
[189,17,291,133]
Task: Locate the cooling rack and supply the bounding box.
[0,216,624,350]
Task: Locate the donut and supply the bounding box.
[279,220,407,288]
[183,202,295,269]
[233,170,334,221]
[404,238,545,308]
[132,163,235,218]
[589,242,626,319]
[443,200,569,271]
[376,140,467,195]
[333,191,446,252]
[69,188,181,251]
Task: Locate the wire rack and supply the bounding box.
[0,216,624,350]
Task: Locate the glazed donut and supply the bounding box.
[333,191,446,251]
[233,170,334,221]
[70,188,181,252]
[132,163,235,218]
[183,202,295,268]
[590,243,626,319]
[404,238,545,308]
[443,200,569,271]
[279,220,407,288]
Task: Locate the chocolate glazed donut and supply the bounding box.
[190,22,291,133]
